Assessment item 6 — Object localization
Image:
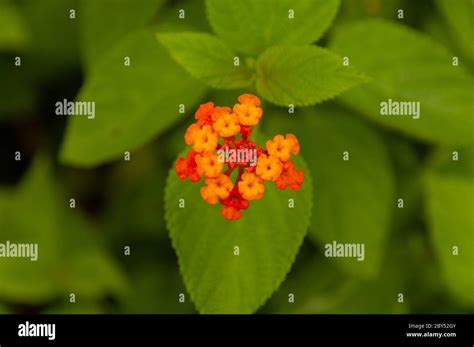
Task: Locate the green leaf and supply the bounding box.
[59,30,207,167]
[263,103,395,277]
[80,0,165,69]
[255,45,366,106]
[436,0,474,66]
[329,19,474,146]
[156,32,253,89]
[424,149,474,305]
[0,155,126,304]
[206,0,340,55]
[165,141,312,313]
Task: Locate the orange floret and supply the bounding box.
[195,102,214,125]
[275,160,304,191]
[195,151,224,178]
[238,172,264,200]
[221,206,243,220]
[266,134,300,162]
[285,134,300,154]
[175,150,200,182]
[200,174,233,204]
[184,123,201,145]
[212,106,241,137]
[256,154,283,181]
[192,125,219,153]
[233,94,263,126]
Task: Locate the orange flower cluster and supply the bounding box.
[176,94,304,220]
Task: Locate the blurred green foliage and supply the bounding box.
[206,0,340,56]
[0,156,125,306]
[330,19,474,146]
[60,29,207,166]
[0,0,472,314]
[80,0,167,70]
[263,104,395,278]
[424,149,474,305]
[435,0,474,67]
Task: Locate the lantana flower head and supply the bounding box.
[176,94,304,220]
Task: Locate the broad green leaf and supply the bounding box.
[424,149,474,305]
[60,30,207,167]
[0,0,28,51]
[165,142,312,313]
[436,0,474,66]
[0,156,126,303]
[206,0,340,55]
[80,0,165,69]
[255,45,366,106]
[156,32,253,89]
[329,19,474,146]
[263,103,394,277]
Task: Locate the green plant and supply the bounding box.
[0,0,472,315]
